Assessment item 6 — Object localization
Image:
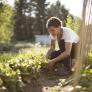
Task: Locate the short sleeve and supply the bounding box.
[64,29,73,43]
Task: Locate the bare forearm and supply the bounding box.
[53,42,72,63]
[52,51,70,63]
[46,48,54,58]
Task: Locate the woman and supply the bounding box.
[46,17,79,76]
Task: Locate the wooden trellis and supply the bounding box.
[73,0,92,91]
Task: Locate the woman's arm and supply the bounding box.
[51,42,72,63]
[46,39,55,59]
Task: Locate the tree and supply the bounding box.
[66,15,81,33]
[14,0,34,41]
[32,0,48,34]
[66,14,73,29]
[73,17,81,33]
[47,0,69,26]
[0,2,13,43]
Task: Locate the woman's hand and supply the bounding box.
[47,60,56,70]
[45,54,49,59]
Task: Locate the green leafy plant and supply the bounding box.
[0,53,48,92]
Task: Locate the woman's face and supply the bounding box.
[48,26,60,37]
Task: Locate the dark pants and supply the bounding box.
[50,39,77,71]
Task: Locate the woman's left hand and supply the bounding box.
[47,60,56,70]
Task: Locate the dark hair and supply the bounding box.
[46,17,62,28]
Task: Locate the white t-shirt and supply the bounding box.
[50,27,79,43]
